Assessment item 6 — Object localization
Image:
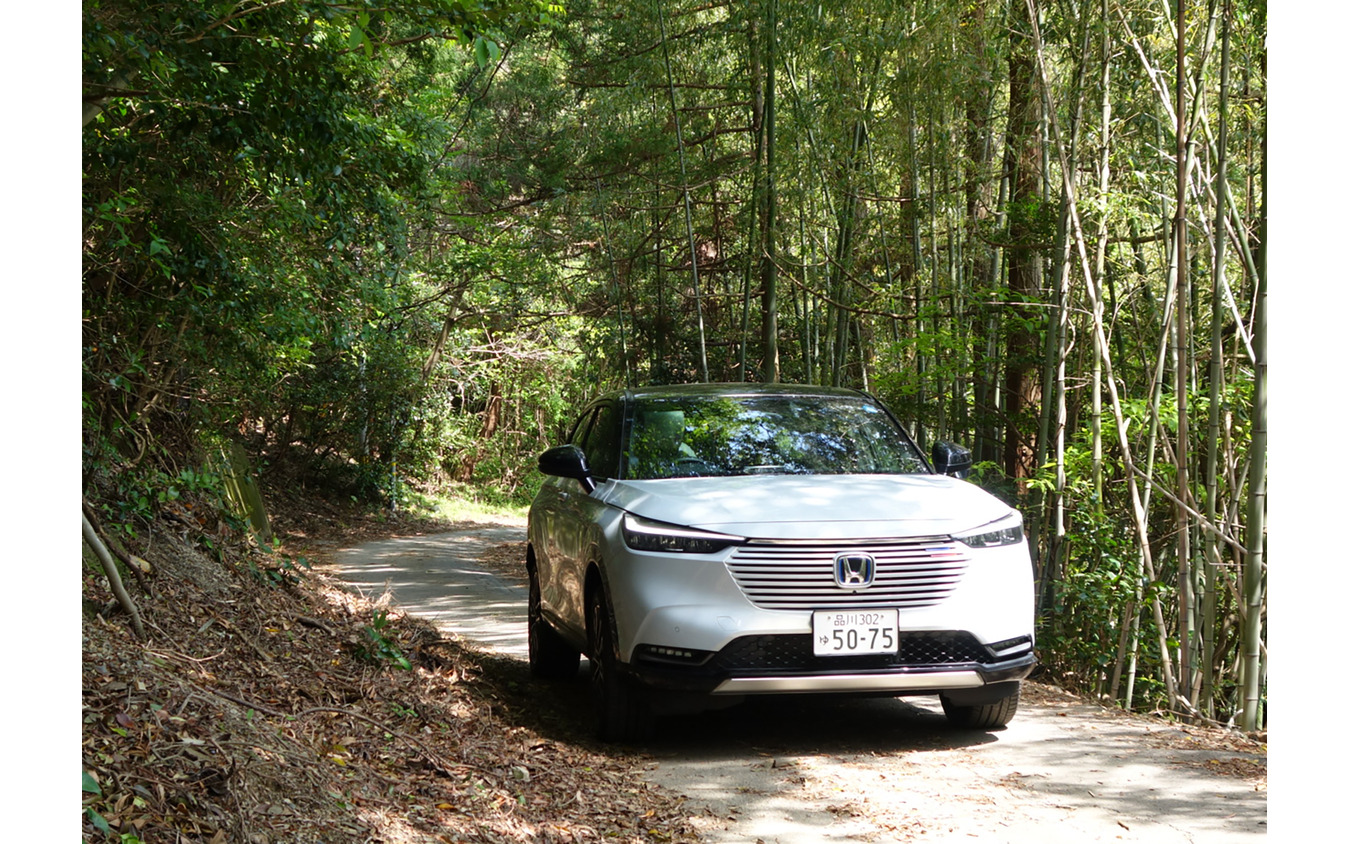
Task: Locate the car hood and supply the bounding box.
[594,474,1013,540]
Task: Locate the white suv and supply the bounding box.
[526,383,1036,741]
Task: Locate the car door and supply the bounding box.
[531,407,595,639]
[549,401,624,637]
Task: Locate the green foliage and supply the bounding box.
[964,461,1021,508]
[243,550,312,589]
[83,770,147,842]
[998,195,1060,249]
[87,809,114,837]
[83,0,572,510]
[86,1,411,462]
[355,610,413,670]
[87,452,230,541]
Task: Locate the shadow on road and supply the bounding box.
[472,650,998,759]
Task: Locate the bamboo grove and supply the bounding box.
[82,0,1267,728]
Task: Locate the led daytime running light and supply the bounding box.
[955,513,1024,548]
[621,514,743,554]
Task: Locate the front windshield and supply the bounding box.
[624,394,926,480]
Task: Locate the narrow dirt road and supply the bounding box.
[330,525,1267,843]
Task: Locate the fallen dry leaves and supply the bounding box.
[82,495,699,843]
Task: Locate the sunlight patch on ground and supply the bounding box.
[425,493,528,525]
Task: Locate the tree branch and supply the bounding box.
[82,510,147,641]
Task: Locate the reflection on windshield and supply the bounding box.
[624,396,925,480]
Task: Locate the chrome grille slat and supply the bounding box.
[727,539,969,610]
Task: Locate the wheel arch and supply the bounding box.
[583,560,608,645]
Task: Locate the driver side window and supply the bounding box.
[581,404,621,480]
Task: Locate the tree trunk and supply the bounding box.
[1172,0,1199,715]
[740,11,762,382]
[1201,0,1234,720]
[1002,0,1044,479]
[759,0,780,382]
[1091,0,1112,511]
[656,0,709,382]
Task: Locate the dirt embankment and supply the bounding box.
[81,500,695,843]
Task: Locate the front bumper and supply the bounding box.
[626,630,1037,696]
[590,504,1038,701]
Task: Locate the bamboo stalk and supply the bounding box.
[655,0,709,382]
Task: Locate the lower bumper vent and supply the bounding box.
[713,631,994,673]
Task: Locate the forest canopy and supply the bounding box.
[82,0,1267,729]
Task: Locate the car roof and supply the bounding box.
[615,382,872,402]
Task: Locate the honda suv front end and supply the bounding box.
[526,383,1036,740]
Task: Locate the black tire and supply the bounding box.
[587,587,652,742]
[528,564,580,680]
[940,683,1020,729]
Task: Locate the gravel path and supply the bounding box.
[331,525,1267,843]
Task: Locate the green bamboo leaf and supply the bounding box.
[87,809,112,834]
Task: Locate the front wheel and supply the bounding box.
[587,587,652,742]
[528,564,580,680]
[940,683,1020,729]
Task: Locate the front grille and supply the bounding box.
[726,538,969,610]
[713,631,991,673]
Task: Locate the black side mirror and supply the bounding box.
[932,441,974,479]
[538,444,597,493]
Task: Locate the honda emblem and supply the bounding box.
[833,553,876,590]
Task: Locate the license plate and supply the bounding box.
[812,610,899,656]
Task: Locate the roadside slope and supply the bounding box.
[82,505,699,843]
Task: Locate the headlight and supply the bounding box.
[954,512,1024,548]
[621,514,744,554]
